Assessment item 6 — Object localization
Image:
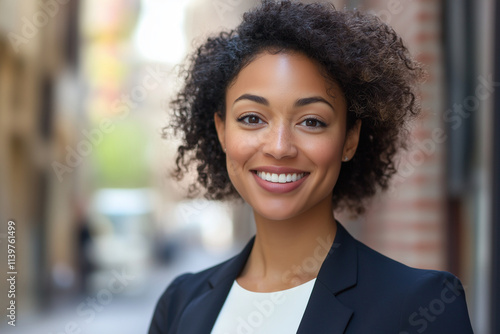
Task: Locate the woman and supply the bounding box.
[149,1,473,333]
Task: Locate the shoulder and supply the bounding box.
[148,238,254,333]
[148,256,240,334]
[351,239,473,333]
[353,238,439,287]
[148,273,193,334]
[396,269,473,333]
[353,237,461,292]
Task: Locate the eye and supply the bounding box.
[300,118,326,128]
[237,114,264,125]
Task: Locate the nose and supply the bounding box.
[261,122,298,160]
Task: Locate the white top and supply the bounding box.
[211,278,316,334]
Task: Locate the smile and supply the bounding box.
[255,171,308,183]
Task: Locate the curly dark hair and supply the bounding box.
[166,0,424,214]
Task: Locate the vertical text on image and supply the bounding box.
[6,220,17,327]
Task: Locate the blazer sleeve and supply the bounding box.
[397,271,474,334]
[148,273,192,334]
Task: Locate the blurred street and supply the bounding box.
[0,245,241,334]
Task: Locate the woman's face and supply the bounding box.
[214,52,361,221]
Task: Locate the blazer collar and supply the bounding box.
[176,221,358,334]
[316,221,358,295]
[297,221,357,333]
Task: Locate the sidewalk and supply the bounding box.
[0,245,240,334]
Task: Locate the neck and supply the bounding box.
[238,196,337,292]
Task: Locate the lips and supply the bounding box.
[251,167,309,193]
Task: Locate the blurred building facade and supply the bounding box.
[0,0,81,317]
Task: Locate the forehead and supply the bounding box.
[226,51,344,106]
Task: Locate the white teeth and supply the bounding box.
[256,171,306,183]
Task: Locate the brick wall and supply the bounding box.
[349,0,449,271]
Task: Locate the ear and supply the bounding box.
[214,112,226,152]
[342,119,361,161]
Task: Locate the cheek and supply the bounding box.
[302,136,344,196]
[302,135,344,169]
[224,128,259,176]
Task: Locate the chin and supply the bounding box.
[251,200,307,222]
[257,211,294,221]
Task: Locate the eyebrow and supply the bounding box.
[294,96,334,110]
[233,94,334,110]
[233,94,269,106]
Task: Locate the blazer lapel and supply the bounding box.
[175,238,255,334]
[297,222,357,334]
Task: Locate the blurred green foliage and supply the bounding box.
[92,119,150,188]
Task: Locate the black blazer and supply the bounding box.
[149,222,473,333]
